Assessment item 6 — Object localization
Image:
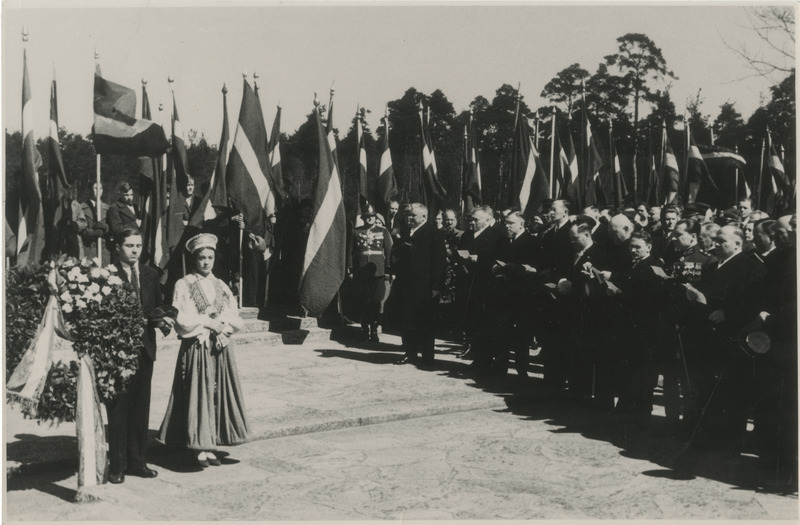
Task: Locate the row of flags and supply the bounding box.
[11,46,794,317]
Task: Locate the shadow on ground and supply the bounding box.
[316,335,798,497]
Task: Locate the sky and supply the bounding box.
[1,1,792,147]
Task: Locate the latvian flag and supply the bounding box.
[17,49,44,265]
[226,79,273,238]
[419,104,446,219]
[686,130,718,205]
[190,85,230,229]
[357,112,369,213]
[92,66,169,157]
[299,105,346,317]
[377,108,398,218]
[43,73,71,260]
[660,121,680,204]
[268,105,288,205]
[463,109,482,211]
[511,115,549,216]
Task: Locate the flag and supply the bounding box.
[562,123,580,206]
[299,105,347,317]
[760,129,792,215]
[686,129,719,206]
[419,104,446,219]
[510,115,549,216]
[356,111,369,213]
[646,129,661,206]
[42,74,71,259]
[252,85,283,213]
[581,107,604,208]
[660,121,680,204]
[609,123,628,207]
[92,66,169,157]
[170,92,190,195]
[189,85,230,229]
[698,144,747,207]
[463,109,482,211]
[138,82,167,267]
[225,78,272,237]
[17,49,44,265]
[268,105,288,205]
[377,109,398,218]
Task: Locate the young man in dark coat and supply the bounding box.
[392,203,446,368]
[107,226,172,484]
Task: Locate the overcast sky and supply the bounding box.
[2,1,789,147]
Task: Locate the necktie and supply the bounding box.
[131,265,140,296]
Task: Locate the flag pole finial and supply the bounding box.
[22,26,28,43]
[242,72,248,82]
[253,72,259,90]
[222,83,227,95]
[142,77,147,87]
[314,93,319,108]
[277,100,281,110]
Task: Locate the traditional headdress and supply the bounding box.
[185,233,218,254]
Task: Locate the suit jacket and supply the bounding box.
[697,251,766,336]
[394,222,447,305]
[540,219,574,280]
[119,263,163,361]
[493,231,545,300]
[106,200,141,235]
[80,200,110,263]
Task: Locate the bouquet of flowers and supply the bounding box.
[6,256,145,423]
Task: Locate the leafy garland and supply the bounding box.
[6,257,145,423]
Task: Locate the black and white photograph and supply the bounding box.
[2,0,797,521]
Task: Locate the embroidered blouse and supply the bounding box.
[172,272,242,346]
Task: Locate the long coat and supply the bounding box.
[393,222,446,325]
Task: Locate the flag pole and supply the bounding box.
[549,107,556,199]
[169,75,186,278]
[758,136,766,211]
[735,144,740,203]
[94,47,103,264]
[462,119,468,217]
[684,109,690,203]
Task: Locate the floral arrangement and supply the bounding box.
[5,262,52,374]
[6,257,145,423]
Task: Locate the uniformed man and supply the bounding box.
[348,204,393,342]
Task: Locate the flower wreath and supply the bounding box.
[6,256,145,423]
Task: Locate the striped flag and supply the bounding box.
[17,49,44,265]
[138,82,168,267]
[660,121,680,205]
[357,110,369,212]
[268,105,287,206]
[463,108,481,211]
[609,122,627,207]
[190,85,230,229]
[419,104,446,219]
[581,105,604,208]
[510,114,549,216]
[299,105,347,317]
[377,108,398,218]
[563,123,580,206]
[92,66,169,157]
[164,91,190,250]
[252,85,283,213]
[42,73,71,260]
[226,78,272,238]
[686,129,718,205]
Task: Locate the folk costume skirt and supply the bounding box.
[158,337,249,450]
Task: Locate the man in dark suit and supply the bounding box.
[107,226,172,484]
[687,224,766,451]
[80,182,110,265]
[392,203,446,368]
[106,182,142,235]
[490,211,544,378]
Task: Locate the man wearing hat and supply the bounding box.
[348,204,393,342]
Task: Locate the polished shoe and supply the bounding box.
[395,355,416,365]
[206,454,222,467]
[369,332,380,343]
[108,472,125,484]
[127,466,158,478]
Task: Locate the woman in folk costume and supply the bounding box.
[158,233,249,468]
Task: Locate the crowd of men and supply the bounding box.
[357,196,796,478]
[33,177,797,478]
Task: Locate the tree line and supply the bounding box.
[6,31,795,232]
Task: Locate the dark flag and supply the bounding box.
[609,121,628,207]
[510,114,549,217]
[377,108,398,218]
[92,66,169,157]
[463,108,482,212]
[357,110,369,214]
[189,84,230,229]
[42,74,71,259]
[419,103,447,219]
[661,121,680,205]
[17,49,44,265]
[226,78,272,237]
[699,144,747,208]
[299,104,347,317]
[268,105,288,206]
[138,82,167,267]
[581,106,605,208]
[686,129,719,206]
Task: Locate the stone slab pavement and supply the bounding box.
[4,328,798,521]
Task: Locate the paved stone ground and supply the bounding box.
[4,329,798,521]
